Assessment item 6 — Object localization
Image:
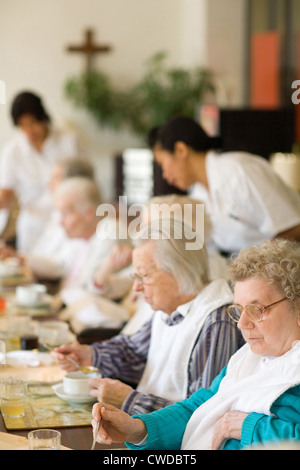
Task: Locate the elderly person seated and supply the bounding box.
[0,158,96,281]
[52,218,242,415]
[91,238,300,450]
[89,193,228,337]
[51,177,130,328]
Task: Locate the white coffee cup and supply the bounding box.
[63,372,93,396]
[16,284,47,306]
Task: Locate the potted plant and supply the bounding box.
[65,51,215,138]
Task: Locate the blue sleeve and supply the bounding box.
[126,366,227,450]
[241,385,300,448]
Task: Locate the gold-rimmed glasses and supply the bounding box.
[227,297,288,323]
[130,269,159,285]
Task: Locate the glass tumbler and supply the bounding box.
[1,377,27,418]
[28,429,61,450]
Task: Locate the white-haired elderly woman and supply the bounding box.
[51,177,130,328]
[52,218,242,415]
[91,239,300,450]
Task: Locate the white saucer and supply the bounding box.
[52,383,96,404]
[6,351,53,368]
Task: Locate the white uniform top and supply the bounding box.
[0,128,80,251]
[60,218,125,304]
[190,151,300,253]
[25,210,86,280]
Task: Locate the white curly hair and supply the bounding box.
[228,239,300,306]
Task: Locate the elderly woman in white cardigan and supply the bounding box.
[92,238,300,450]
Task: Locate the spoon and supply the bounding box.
[42,343,99,374]
[91,420,100,450]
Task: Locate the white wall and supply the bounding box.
[206,0,248,106]
[0,0,247,200]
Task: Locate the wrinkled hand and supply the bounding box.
[211,411,248,450]
[92,402,147,445]
[89,378,133,409]
[51,343,93,372]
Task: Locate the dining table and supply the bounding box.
[0,412,122,450]
[0,358,126,451]
[0,271,126,451]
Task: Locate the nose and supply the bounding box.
[133,279,144,292]
[160,163,170,181]
[24,127,35,141]
[237,309,254,330]
[161,167,168,180]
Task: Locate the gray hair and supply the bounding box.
[136,218,209,296]
[59,157,95,180]
[228,239,300,305]
[54,176,102,212]
[143,194,211,243]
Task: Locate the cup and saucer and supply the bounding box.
[15,284,50,308]
[53,370,100,404]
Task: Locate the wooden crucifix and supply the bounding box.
[66,29,112,74]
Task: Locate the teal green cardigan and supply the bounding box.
[127,367,300,450]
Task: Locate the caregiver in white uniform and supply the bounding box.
[0,91,80,251]
[149,115,300,254]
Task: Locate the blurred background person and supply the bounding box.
[0,157,96,281]
[149,116,300,255]
[52,177,130,328]
[0,90,82,251]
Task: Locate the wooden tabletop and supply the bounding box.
[0,412,125,450]
[0,285,126,451]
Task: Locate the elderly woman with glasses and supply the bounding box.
[91,239,300,450]
[53,218,242,415]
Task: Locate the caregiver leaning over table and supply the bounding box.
[92,239,300,450]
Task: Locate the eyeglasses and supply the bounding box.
[130,269,159,285]
[227,297,288,323]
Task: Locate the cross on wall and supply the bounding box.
[66,29,112,74]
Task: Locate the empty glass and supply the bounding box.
[28,429,61,450]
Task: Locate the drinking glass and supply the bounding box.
[28,429,61,450]
[7,310,30,349]
[1,377,27,418]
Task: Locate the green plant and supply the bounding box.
[64,51,215,138]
